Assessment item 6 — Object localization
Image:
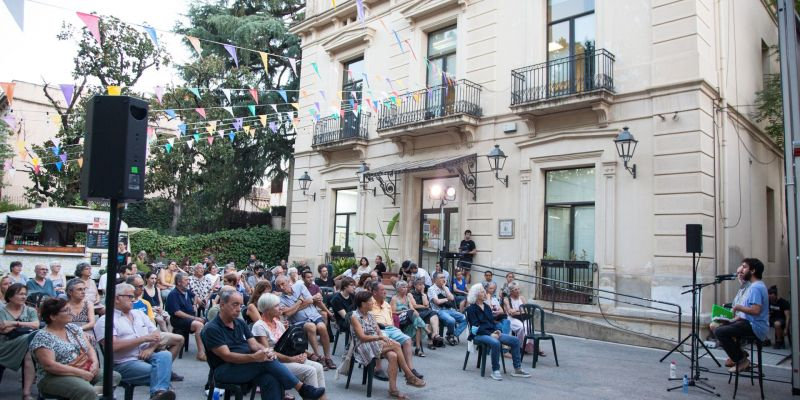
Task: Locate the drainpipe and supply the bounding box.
[713,0,727,306]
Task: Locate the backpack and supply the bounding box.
[274,323,308,357]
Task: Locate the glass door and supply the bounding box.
[420,209,459,272]
[426,25,457,119]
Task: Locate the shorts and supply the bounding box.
[170,316,198,333]
[382,326,410,345]
[158,332,184,350]
[770,317,787,327]
[458,261,472,271]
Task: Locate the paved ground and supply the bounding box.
[0,333,793,399]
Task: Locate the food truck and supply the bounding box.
[0,207,129,279]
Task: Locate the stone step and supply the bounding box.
[542,309,678,350]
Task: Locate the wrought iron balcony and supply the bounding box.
[511,49,615,106]
[312,111,371,148]
[377,79,483,134]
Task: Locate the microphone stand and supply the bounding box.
[662,251,722,396]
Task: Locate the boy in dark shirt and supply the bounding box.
[768,286,791,349]
[459,230,477,283]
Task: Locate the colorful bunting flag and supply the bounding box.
[164,109,176,119]
[247,105,256,116]
[2,115,16,130]
[356,0,365,24]
[269,121,277,133]
[259,52,269,72]
[223,44,238,68]
[147,127,155,137]
[76,12,101,44]
[143,25,158,46]
[195,108,206,119]
[278,90,288,102]
[291,102,300,110]
[107,85,121,96]
[0,82,15,104]
[188,87,201,99]
[392,30,404,52]
[59,153,67,163]
[4,0,24,30]
[186,139,194,149]
[186,35,202,56]
[223,106,234,117]
[311,63,321,79]
[193,133,200,142]
[77,158,83,168]
[207,136,214,145]
[178,123,187,135]
[59,84,74,107]
[234,117,243,131]
[55,161,63,171]
[259,115,267,126]
[220,88,231,103]
[164,143,172,153]
[249,88,258,104]
[228,132,235,142]
[288,58,297,76]
[154,86,164,104]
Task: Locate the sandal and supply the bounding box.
[308,354,322,362]
[389,389,410,399]
[414,347,427,357]
[427,341,437,350]
[405,376,426,387]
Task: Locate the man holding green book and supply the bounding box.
[714,258,770,373]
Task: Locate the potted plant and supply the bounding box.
[331,257,358,277]
[356,212,399,272]
[330,244,354,259]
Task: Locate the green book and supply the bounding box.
[711,304,734,321]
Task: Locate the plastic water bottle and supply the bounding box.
[670,361,677,379]
[212,388,220,400]
[682,375,689,394]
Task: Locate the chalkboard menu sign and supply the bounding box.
[86,230,128,249]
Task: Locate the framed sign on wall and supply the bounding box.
[498,219,514,238]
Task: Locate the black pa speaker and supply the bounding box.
[685,224,703,253]
[80,95,148,202]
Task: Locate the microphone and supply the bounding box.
[715,274,736,281]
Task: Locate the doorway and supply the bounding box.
[419,177,461,272]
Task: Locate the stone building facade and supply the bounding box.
[288,0,787,336]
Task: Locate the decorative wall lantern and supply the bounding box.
[486,144,509,187]
[614,126,638,178]
[298,171,316,201]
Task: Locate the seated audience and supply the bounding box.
[287,267,299,284]
[431,262,449,287]
[48,261,67,296]
[465,283,530,381]
[715,258,770,372]
[504,282,536,354]
[0,275,11,306]
[252,293,327,399]
[128,275,185,380]
[334,263,359,287]
[768,286,790,349]
[8,261,28,284]
[142,271,171,332]
[483,281,508,331]
[301,270,333,323]
[356,273,374,294]
[245,281,272,324]
[391,280,430,357]
[205,264,222,292]
[373,256,387,279]
[276,276,336,370]
[158,261,178,300]
[65,278,97,343]
[407,263,431,288]
[370,283,423,379]
[483,270,496,286]
[26,264,56,298]
[189,264,213,315]
[94,283,176,400]
[410,278,443,348]
[30,298,121,399]
[355,257,372,281]
[201,288,325,400]
[330,277,356,330]
[428,274,467,346]
[500,272,515,300]
[75,263,102,315]
[315,264,335,289]
[451,269,468,312]
[165,272,206,361]
[350,290,425,399]
[0,283,38,398]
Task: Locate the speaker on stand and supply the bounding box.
[80,95,149,400]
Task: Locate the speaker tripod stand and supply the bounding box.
[661,251,722,396]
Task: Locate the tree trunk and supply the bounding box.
[171,197,182,235]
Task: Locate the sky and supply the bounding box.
[0,0,194,93]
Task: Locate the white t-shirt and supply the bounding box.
[416,268,432,287]
[251,318,286,347]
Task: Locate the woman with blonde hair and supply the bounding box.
[251,293,327,399]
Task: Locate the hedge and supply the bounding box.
[130,226,289,268]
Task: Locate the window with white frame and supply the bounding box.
[333,189,358,251]
[544,167,595,261]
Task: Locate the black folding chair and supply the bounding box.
[519,304,558,368]
[462,323,506,377]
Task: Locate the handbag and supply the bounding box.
[397,309,415,329]
[274,323,309,357]
[5,326,33,340]
[67,328,93,372]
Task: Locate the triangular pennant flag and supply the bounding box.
[259,52,269,72]
[76,12,101,44]
[247,105,256,116]
[228,132,235,142]
[288,58,297,76]
[186,35,202,56]
[2,115,16,130]
[270,104,279,114]
[0,82,16,104]
[319,90,327,100]
[207,136,214,145]
[259,115,267,126]
[143,25,158,46]
[186,139,194,149]
[33,164,40,174]
[164,109,176,119]
[223,106,234,117]
[59,153,67,163]
[404,39,417,61]
[234,117,243,131]
[77,158,83,168]
[50,114,61,124]
[392,30,404,52]
[220,88,231,103]
[269,121,277,133]
[356,0,365,24]
[208,120,218,131]
[243,124,250,133]
[249,88,258,104]
[3,160,11,171]
[277,90,288,102]
[107,85,121,96]
[55,161,63,171]
[31,157,39,166]
[177,123,187,135]
[195,108,206,119]
[4,0,24,30]
[164,143,172,153]
[311,62,321,79]
[51,146,59,156]
[193,133,200,141]
[154,86,164,104]
[223,44,238,67]
[167,138,175,146]
[291,102,300,110]
[205,125,214,135]
[218,130,225,138]
[188,87,201,99]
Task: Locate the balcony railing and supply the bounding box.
[377,79,482,131]
[312,111,370,146]
[511,49,615,106]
